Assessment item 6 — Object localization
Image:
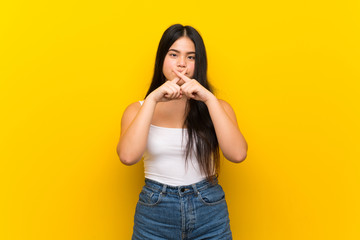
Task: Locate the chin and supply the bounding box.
[177,80,185,86]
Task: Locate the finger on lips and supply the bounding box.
[172,69,191,83]
[162,68,199,100]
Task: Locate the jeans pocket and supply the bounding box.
[197,184,226,206]
[137,186,163,206]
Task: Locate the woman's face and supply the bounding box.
[162,37,195,85]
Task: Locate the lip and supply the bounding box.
[174,68,187,73]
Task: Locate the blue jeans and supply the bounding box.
[132,178,232,240]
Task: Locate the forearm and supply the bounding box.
[205,96,248,163]
[117,98,157,165]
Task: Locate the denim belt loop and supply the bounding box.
[191,183,199,196]
[161,184,167,195]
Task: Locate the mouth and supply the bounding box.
[175,68,187,74]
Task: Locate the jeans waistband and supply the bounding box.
[144,177,218,196]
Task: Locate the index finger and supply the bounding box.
[170,76,180,84]
[170,68,186,83]
[172,69,191,83]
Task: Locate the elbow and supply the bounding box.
[117,143,131,166]
[234,143,248,163]
[119,157,136,166]
[225,140,248,163]
[117,149,139,166]
[227,147,247,163]
[120,157,136,166]
[117,142,142,166]
[232,153,247,163]
[118,152,135,166]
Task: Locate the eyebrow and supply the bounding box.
[168,49,196,54]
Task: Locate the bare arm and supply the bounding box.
[173,69,248,163]
[116,99,157,165]
[117,73,184,165]
[205,97,248,163]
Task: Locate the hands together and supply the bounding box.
[148,68,214,103]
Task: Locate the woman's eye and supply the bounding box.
[188,56,195,60]
[170,53,177,57]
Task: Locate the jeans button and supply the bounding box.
[181,188,185,192]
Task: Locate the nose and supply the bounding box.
[177,56,186,68]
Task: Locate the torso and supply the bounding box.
[137,97,207,186]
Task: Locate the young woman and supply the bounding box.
[117,24,248,240]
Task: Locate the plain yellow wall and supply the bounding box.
[1,0,359,239]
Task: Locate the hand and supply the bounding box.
[147,69,186,103]
[172,68,214,103]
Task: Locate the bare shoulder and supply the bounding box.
[123,101,142,115]
[218,99,238,123]
[218,99,232,109]
[218,99,234,112]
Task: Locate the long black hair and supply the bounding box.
[145,24,220,182]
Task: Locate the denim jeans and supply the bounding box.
[132,178,232,240]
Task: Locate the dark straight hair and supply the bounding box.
[145,24,220,183]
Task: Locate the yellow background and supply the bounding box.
[1,0,359,239]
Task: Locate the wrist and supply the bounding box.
[145,93,158,105]
[204,93,217,106]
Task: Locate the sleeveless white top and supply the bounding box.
[139,100,207,186]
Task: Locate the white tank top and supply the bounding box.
[139,100,207,186]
